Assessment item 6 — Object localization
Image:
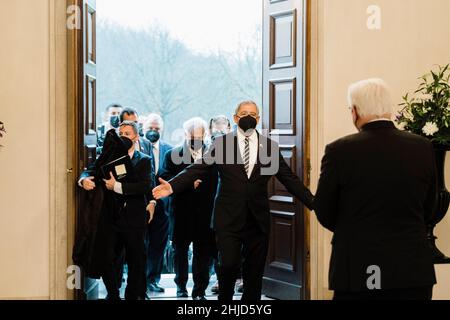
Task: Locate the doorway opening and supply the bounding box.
[95,0,263,300]
[74,0,310,301]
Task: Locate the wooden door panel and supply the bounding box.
[269,78,297,135]
[263,0,308,300]
[269,212,297,273]
[270,145,297,204]
[270,9,297,69]
[75,0,98,300]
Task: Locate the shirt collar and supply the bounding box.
[237,128,258,142]
[152,140,160,150]
[368,118,392,123]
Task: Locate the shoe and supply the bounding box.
[177,288,189,298]
[236,279,244,293]
[105,295,121,301]
[192,295,207,301]
[211,281,219,294]
[148,282,165,293]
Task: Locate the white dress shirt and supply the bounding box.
[152,140,160,174]
[189,147,203,162]
[237,128,258,179]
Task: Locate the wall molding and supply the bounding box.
[49,0,70,300]
[307,0,333,300]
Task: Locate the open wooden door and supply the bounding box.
[74,0,98,300]
[262,0,310,300]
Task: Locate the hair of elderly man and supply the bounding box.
[183,117,208,135]
[144,113,164,131]
[120,120,139,135]
[234,100,260,116]
[209,115,231,130]
[347,78,393,118]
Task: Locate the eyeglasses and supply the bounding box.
[236,112,259,118]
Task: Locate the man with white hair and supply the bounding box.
[314,78,437,300]
[158,117,217,300]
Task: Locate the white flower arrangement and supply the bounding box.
[396,64,450,144]
[422,122,439,136]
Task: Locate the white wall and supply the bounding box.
[0,0,50,299]
[315,0,450,300]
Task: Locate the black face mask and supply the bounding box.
[120,136,133,151]
[110,116,120,129]
[146,130,160,144]
[238,115,257,133]
[189,139,204,151]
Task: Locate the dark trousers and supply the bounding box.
[102,227,146,300]
[216,214,269,301]
[146,208,169,285]
[210,241,242,280]
[334,286,434,300]
[173,241,211,297]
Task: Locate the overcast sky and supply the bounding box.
[97,0,262,54]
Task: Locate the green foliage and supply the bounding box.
[396,64,450,144]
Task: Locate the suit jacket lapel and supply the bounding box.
[159,142,166,169]
[249,133,262,181]
[234,130,262,180]
[131,150,140,166]
[232,131,248,180]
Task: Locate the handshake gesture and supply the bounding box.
[152,178,174,200]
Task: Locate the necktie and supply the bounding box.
[152,144,159,174]
[244,137,250,177]
[150,146,157,187]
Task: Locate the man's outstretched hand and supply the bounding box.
[152,178,174,199]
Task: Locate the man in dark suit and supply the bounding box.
[207,115,244,294]
[153,101,314,301]
[143,113,173,293]
[314,79,437,300]
[159,117,217,300]
[118,107,156,295]
[80,121,156,300]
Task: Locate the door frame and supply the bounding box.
[307,0,333,300]
[55,0,331,300]
[48,0,77,300]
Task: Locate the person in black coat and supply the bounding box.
[159,117,217,300]
[74,128,129,279]
[314,79,437,300]
[79,121,156,300]
[153,102,314,301]
[117,107,156,296]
